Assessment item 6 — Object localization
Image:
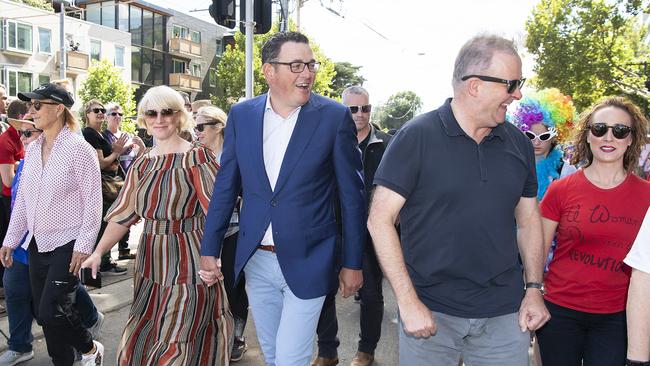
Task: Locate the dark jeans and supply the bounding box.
[221,232,248,323]
[0,194,11,286]
[28,239,94,366]
[3,259,99,353]
[97,204,130,268]
[536,300,627,366]
[316,238,384,356]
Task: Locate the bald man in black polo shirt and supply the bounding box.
[368,34,550,366]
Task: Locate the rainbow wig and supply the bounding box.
[508,88,576,143]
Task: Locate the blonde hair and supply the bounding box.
[195,106,227,136]
[51,79,80,131]
[570,96,649,172]
[136,86,194,132]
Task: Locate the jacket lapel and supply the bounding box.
[250,95,273,193]
[273,95,321,195]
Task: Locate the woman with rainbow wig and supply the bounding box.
[509,88,577,200]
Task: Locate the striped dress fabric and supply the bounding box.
[105,144,233,366]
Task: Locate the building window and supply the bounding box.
[101,1,116,28]
[115,46,125,67]
[191,64,201,77]
[7,70,33,97]
[172,25,188,39]
[209,68,217,87]
[130,5,142,45]
[7,21,33,53]
[90,39,101,61]
[38,27,51,53]
[153,51,164,85]
[190,30,201,43]
[118,3,129,31]
[86,3,101,25]
[142,10,153,48]
[172,59,186,74]
[131,46,141,82]
[141,48,153,85]
[38,74,50,85]
[215,38,223,57]
[153,13,164,50]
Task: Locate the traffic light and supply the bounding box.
[209,0,236,29]
[239,0,272,35]
[222,35,236,51]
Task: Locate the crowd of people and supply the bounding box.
[0,30,648,366]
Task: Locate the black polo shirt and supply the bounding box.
[374,98,537,318]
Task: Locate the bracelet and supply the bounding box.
[626,359,650,366]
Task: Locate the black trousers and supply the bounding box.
[28,239,94,366]
[536,300,627,366]
[0,194,12,286]
[316,236,384,356]
[221,232,248,322]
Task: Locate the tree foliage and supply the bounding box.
[373,91,423,130]
[212,21,336,112]
[330,62,366,99]
[78,60,137,132]
[11,0,53,11]
[525,0,650,111]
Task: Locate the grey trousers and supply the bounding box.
[399,311,529,366]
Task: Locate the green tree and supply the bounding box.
[525,0,650,111]
[11,0,53,11]
[78,59,137,133]
[373,91,423,130]
[331,61,366,99]
[212,22,336,112]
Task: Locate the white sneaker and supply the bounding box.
[88,311,104,340]
[80,340,104,366]
[0,350,34,366]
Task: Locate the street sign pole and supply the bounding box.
[245,0,253,99]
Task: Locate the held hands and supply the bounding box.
[339,268,363,298]
[199,256,223,287]
[518,289,551,332]
[0,246,14,268]
[399,296,437,338]
[70,251,91,275]
[79,252,102,279]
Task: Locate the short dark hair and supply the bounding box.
[7,100,27,119]
[261,32,310,64]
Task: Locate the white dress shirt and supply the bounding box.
[260,95,301,246]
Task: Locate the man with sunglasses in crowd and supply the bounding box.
[367,34,550,365]
[200,31,365,366]
[313,86,391,366]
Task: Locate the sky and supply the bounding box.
[154,0,541,111]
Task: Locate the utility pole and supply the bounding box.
[59,1,67,80]
[296,0,301,30]
[245,0,253,99]
[279,0,289,32]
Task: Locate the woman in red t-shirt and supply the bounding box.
[536,97,650,366]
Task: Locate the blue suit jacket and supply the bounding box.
[200,93,366,299]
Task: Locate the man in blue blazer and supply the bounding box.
[199,31,366,366]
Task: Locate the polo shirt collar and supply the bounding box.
[439,98,506,141]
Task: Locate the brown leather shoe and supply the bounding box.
[311,355,339,366]
[349,351,374,366]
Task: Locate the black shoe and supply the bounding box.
[118,252,136,260]
[230,337,247,362]
[100,263,127,276]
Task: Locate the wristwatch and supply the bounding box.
[626,359,650,366]
[524,282,546,295]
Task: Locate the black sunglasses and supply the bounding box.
[588,123,633,139]
[194,121,222,132]
[109,112,123,117]
[461,75,526,94]
[91,108,106,114]
[349,105,371,114]
[20,128,43,138]
[144,108,178,118]
[269,61,321,73]
[27,101,59,111]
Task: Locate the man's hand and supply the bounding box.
[199,256,223,286]
[339,268,363,298]
[0,246,14,268]
[69,251,90,275]
[112,134,129,155]
[399,297,437,338]
[518,289,550,332]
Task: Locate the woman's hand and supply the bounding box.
[78,252,101,278]
[112,134,129,155]
[132,136,146,156]
[0,246,14,268]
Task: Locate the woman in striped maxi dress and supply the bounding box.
[81,85,233,365]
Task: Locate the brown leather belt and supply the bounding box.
[258,245,276,253]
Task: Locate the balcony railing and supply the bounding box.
[169,73,202,91]
[168,37,201,58]
[56,50,90,74]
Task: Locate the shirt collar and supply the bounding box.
[265,93,302,119]
[439,98,505,141]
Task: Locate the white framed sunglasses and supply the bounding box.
[524,128,557,142]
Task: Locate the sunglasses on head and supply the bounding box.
[91,108,106,114]
[144,108,178,118]
[525,129,557,142]
[349,105,371,114]
[461,75,526,94]
[27,100,59,111]
[194,121,222,132]
[588,123,633,139]
[109,112,123,117]
[20,128,42,138]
